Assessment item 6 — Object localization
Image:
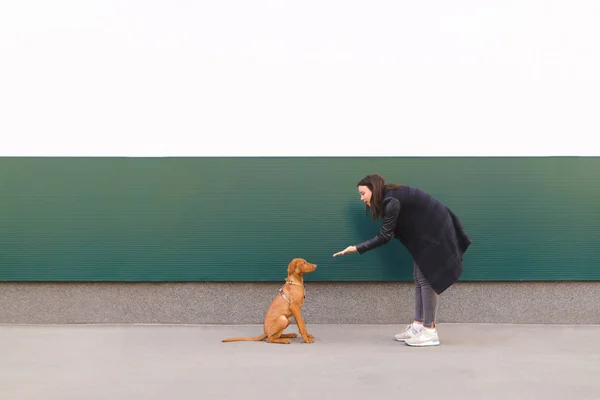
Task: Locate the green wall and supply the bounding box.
[0,157,598,282]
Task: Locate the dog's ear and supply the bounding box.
[288,258,304,276]
[287,260,296,276]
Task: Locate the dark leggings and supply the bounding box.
[414,262,438,327]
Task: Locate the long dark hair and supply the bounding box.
[357,174,401,221]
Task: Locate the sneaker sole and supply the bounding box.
[405,340,440,347]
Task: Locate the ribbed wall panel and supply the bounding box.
[0,157,598,282]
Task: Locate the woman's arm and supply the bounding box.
[355,198,401,254]
[333,198,401,257]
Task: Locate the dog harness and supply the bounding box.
[277,281,305,305]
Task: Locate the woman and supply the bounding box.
[333,174,472,347]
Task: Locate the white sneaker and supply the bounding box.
[405,328,440,347]
[394,323,421,342]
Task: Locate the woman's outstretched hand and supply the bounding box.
[333,245,357,257]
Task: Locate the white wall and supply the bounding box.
[1,0,598,156]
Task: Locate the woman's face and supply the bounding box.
[357,185,372,207]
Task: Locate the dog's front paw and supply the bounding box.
[302,335,314,344]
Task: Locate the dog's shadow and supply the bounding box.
[346,201,413,281]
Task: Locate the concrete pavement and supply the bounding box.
[1,323,599,399]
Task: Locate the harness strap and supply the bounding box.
[287,280,306,299]
[277,288,291,305]
[277,280,306,304]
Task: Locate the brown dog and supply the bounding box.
[222,258,317,344]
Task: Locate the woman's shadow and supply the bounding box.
[346,201,414,281]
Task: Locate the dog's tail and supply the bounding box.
[221,333,268,343]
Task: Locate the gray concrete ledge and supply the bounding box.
[1,281,598,324]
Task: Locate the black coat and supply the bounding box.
[355,186,472,294]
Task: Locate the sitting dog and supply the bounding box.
[222,258,317,344]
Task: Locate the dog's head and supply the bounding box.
[287,258,318,277]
